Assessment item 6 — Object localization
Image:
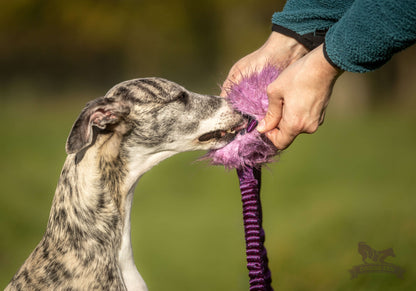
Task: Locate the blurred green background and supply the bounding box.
[1,1,415,290]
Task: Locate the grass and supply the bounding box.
[0,96,415,290]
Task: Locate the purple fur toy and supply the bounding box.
[207,65,280,169]
[207,65,281,291]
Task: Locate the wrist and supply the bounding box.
[313,44,344,80]
[265,31,305,49]
[260,31,308,65]
[322,42,343,74]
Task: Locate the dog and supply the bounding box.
[6,78,246,290]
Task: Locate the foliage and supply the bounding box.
[0,0,282,92]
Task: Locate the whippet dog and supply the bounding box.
[6,78,246,290]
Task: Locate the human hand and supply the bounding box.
[220,31,308,97]
[256,44,343,149]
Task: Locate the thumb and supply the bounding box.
[257,84,283,133]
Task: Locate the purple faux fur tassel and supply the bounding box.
[207,65,281,291]
[207,66,280,169]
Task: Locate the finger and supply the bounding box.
[220,76,236,98]
[220,64,248,98]
[265,119,298,150]
[257,85,283,133]
[318,107,327,126]
[220,88,228,98]
[220,78,231,98]
[266,128,296,150]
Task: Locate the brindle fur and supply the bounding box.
[6,78,244,291]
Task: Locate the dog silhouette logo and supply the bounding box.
[349,242,405,279]
[358,242,396,264]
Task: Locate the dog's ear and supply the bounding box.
[66,97,130,154]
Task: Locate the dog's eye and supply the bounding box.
[176,92,189,105]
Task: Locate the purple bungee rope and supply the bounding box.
[205,66,281,290]
[236,120,273,291]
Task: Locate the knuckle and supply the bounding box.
[287,116,320,135]
[266,84,279,98]
[266,85,275,97]
[265,110,278,120]
[274,137,291,150]
[319,114,326,126]
[289,119,304,134]
[275,141,288,150]
[304,122,319,134]
[266,132,284,150]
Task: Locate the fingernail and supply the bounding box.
[246,119,258,133]
[256,119,266,132]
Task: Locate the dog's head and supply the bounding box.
[66,78,246,158]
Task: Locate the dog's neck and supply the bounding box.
[46,139,175,290]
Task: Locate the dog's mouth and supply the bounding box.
[198,117,250,143]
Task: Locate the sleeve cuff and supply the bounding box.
[323,41,341,70]
[272,24,328,51]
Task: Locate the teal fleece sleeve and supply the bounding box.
[324,0,416,72]
[272,0,353,35]
[272,0,416,73]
